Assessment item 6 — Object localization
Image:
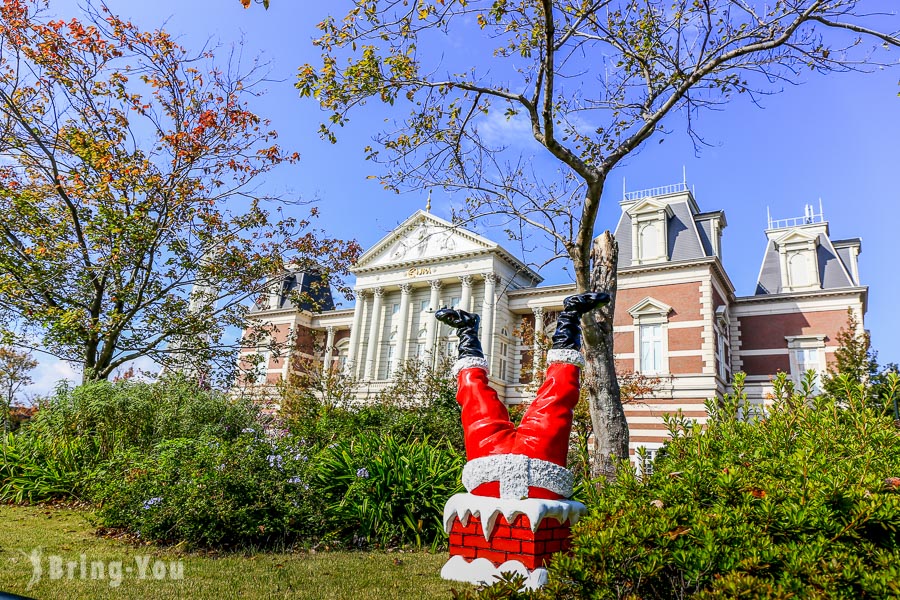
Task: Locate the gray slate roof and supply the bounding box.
[615,200,717,268]
[754,232,855,295]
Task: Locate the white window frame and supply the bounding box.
[498,326,510,382]
[634,444,664,480]
[715,305,731,382]
[786,335,826,394]
[628,297,672,375]
[774,230,821,292]
[627,198,673,265]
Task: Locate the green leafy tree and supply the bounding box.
[824,308,899,412]
[0,1,360,383]
[0,346,37,433]
[296,0,899,478]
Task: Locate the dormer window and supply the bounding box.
[774,230,820,292]
[626,198,674,265]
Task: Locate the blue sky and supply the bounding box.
[24,1,900,395]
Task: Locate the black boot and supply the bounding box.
[551,292,611,351]
[435,308,484,359]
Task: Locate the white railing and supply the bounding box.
[623,181,689,202]
[767,202,824,230]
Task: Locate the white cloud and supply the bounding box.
[24,353,79,401]
[477,110,534,148]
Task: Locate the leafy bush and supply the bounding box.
[314,433,464,547]
[281,358,464,451]
[91,431,320,548]
[502,372,900,599]
[28,376,260,459]
[0,433,100,502]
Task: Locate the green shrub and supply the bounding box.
[27,375,260,458]
[281,359,465,452]
[314,433,464,547]
[511,372,900,599]
[0,433,100,502]
[91,431,320,548]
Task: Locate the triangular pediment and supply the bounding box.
[773,229,818,246]
[628,296,673,318]
[626,197,674,217]
[353,210,496,271]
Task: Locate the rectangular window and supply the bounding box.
[639,324,663,374]
[254,350,269,381]
[420,300,429,312]
[451,296,461,309]
[415,343,425,359]
[717,331,727,380]
[795,348,821,393]
[386,345,395,378]
[499,341,509,381]
[392,303,400,315]
[636,447,658,480]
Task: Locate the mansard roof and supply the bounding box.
[352,210,542,282]
[754,225,856,295]
[615,191,721,268]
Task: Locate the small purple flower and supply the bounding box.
[267,454,284,470]
[241,427,256,435]
[293,453,307,462]
[287,476,303,484]
[142,497,162,510]
[356,468,370,479]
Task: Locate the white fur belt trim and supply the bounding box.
[462,454,574,499]
[546,348,585,369]
[452,356,489,378]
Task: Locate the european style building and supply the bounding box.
[240,183,866,460]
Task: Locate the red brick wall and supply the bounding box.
[670,355,704,374]
[669,327,703,352]
[738,310,849,351]
[614,331,634,354]
[614,282,703,326]
[741,354,791,376]
[712,286,726,310]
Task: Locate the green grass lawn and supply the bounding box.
[0,504,469,599]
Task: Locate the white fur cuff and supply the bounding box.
[452,356,489,378]
[546,348,585,369]
[462,454,575,499]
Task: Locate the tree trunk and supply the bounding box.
[581,231,628,481]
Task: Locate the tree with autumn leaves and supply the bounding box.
[0,0,359,383]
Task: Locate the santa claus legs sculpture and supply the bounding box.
[435,292,609,589]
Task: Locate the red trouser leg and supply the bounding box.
[514,362,580,464]
[456,367,515,498]
[456,368,516,461]
[513,362,580,499]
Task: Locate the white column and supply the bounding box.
[281,324,295,381]
[481,273,497,364]
[322,326,336,376]
[425,279,443,363]
[346,290,367,378]
[364,287,385,380]
[459,275,473,313]
[394,283,413,374]
[532,306,545,382]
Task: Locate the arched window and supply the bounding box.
[788,252,809,288]
[639,223,659,260]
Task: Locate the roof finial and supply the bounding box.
[425,189,432,213]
